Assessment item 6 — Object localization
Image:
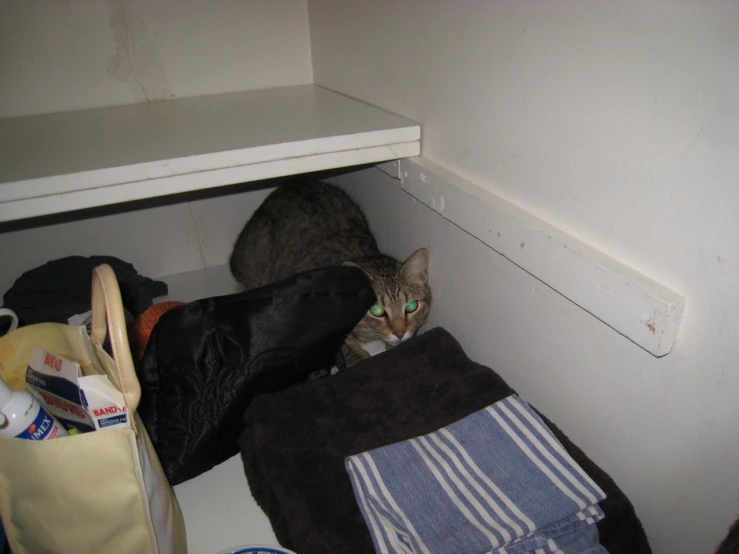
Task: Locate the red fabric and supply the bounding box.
[132,301,184,361]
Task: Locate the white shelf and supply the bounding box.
[0,85,420,222]
[160,266,277,554]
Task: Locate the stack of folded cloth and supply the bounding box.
[346,394,607,554]
[240,328,651,554]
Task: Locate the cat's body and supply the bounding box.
[229,181,431,366]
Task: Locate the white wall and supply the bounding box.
[0,0,312,118]
[312,2,739,553]
[0,187,273,297]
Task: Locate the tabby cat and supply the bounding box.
[229,181,431,367]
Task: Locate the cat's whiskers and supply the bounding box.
[384,335,401,346]
[384,329,416,346]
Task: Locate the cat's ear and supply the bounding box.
[401,248,429,285]
[343,261,375,282]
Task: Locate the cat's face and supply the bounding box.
[346,248,431,348]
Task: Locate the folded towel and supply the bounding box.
[240,328,651,554]
[346,394,607,554]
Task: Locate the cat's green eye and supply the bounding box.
[370,305,385,317]
[405,300,419,313]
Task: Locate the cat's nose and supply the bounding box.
[391,319,406,339]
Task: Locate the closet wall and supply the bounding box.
[0,186,273,296]
[0,0,312,117]
[311,2,739,553]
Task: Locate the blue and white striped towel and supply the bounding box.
[345,395,608,554]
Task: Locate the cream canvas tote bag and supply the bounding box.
[0,264,187,554]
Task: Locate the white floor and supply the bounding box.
[160,266,279,554]
[173,456,277,554]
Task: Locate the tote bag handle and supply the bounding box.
[90,264,142,431]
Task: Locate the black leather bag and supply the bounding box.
[137,266,375,486]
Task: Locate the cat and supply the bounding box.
[229,180,431,367]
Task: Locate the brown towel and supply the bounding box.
[716,515,739,553]
[239,327,651,554]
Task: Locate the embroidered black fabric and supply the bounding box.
[137,266,375,486]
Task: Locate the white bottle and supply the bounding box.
[0,380,68,440]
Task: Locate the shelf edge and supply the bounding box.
[0,142,420,222]
[400,157,685,357]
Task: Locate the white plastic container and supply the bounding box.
[0,380,68,440]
